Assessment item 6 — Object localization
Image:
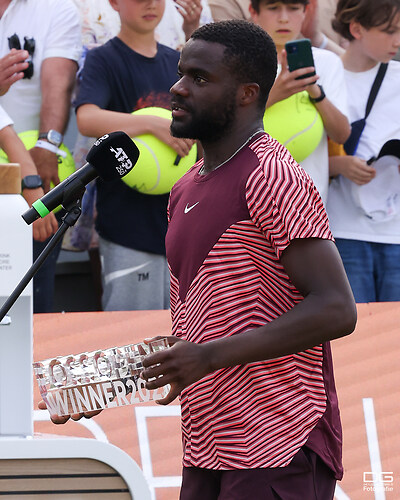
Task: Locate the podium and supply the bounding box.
[0,437,150,499]
[0,164,151,499]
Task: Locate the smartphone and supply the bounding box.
[285,38,316,80]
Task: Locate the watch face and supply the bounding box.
[22,175,43,190]
[47,130,63,146]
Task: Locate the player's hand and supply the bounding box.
[29,147,60,193]
[0,49,29,95]
[150,116,195,157]
[331,155,376,185]
[141,337,212,405]
[267,50,319,106]
[38,398,103,425]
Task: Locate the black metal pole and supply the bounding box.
[0,204,82,322]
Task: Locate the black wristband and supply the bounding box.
[309,84,326,103]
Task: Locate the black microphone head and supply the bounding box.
[86,131,140,182]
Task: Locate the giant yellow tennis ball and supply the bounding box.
[263,91,324,163]
[122,107,197,195]
[0,129,75,213]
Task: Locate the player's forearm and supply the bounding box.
[203,239,357,372]
[204,288,356,373]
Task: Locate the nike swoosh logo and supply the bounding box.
[104,262,151,285]
[184,202,199,214]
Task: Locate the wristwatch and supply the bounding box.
[21,174,43,190]
[38,130,63,147]
[309,84,326,104]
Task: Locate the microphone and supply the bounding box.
[22,131,140,225]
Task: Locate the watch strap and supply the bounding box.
[309,84,326,104]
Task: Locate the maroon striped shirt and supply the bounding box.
[166,132,343,477]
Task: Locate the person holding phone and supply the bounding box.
[250,0,350,203]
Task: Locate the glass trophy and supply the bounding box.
[33,338,170,417]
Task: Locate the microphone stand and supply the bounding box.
[0,196,83,322]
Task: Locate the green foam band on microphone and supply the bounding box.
[32,199,50,218]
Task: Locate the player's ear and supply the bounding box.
[238,83,260,107]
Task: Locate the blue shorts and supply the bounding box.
[335,238,400,302]
[179,447,336,500]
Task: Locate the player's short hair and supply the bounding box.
[250,0,309,14]
[190,20,277,116]
[333,0,400,41]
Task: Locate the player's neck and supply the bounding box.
[118,28,158,58]
[201,123,264,175]
[342,43,382,72]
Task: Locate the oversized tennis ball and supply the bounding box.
[263,91,324,163]
[122,107,197,195]
[0,129,75,213]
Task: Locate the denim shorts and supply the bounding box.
[335,238,400,302]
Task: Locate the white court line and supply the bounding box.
[363,398,386,500]
[33,410,109,442]
[135,405,182,500]
[335,484,351,500]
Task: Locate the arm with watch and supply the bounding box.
[307,81,350,145]
[29,57,78,193]
[266,49,350,145]
[0,124,58,242]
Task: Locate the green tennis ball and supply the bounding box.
[122,107,197,195]
[263,91,324,163]
[0,130,75,213]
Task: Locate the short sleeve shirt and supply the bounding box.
[166,132,342,475]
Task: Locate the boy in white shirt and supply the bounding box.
[250,0,350,203]
[327,0,400,302]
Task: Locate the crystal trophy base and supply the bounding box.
[33,338,169,417]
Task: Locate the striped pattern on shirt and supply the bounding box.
[166,133,333,469]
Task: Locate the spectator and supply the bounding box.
[75,0,194,311]
[208,0,252,22]
[301,0,348,55]
[0,104,58,242]
[72,0,213,52]
[250,0,350,203]
[68,0,211,254]
[327,0,400,302]
[0,0,81,313]
[157,0,213,50]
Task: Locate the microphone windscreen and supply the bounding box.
[86,131,140,182]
